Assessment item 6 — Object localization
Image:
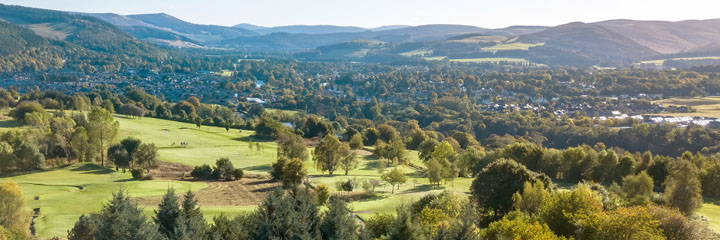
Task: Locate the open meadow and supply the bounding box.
[654,96,720,118]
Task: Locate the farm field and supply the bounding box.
[639,56,720,66]
[480,42,544,52]
[654,96,720,118]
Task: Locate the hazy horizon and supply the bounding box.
[1,0,719,29]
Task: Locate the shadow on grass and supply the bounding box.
[243,165,272,173]
[705,197,720,205]
[71,164,115,174]
[0,119,21,128]
[232,135,274,143]
[401,184,441,194]
[113,178,138,183]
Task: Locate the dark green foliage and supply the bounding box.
[67,214,100,240]
[93,191,161,240]
[387,205,425,240]
[232,169,244,180]
[276,133,309,161]
[180,191,206,239]
[665,159,702,215]
[9,101,46,123]
[365,213,394,239]
[435,206,481,240]
[191,164,213,180]
[130,169,144,180]
[213,157,235,181]
[471,158,550,217]
[320,197,359,240]
[255,188,321,240]
[153,188,188,239]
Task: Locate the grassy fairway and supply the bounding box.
[1,163,207,238]
[698,203,720,233]
[116,116,277,173]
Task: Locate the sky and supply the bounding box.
[1,0,719,28]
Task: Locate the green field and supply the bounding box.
[639,56,720,66]
[2,115,476,238]
[481,42,544,52]
[654,96,720,118]
[116,116,277,173]
[449,58,529,64]
[699,203,720,233]
[1,163,208,238]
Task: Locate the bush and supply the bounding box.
[232,169,244,181]
[130,169,144,180]
[191,164,213,180]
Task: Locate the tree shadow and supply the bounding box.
[242,165,272,173]
[401,184,441,193]
[71,164,115,175]
[232,135,274,143]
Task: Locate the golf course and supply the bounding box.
[1,114,476,238]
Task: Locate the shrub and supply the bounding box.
[191,164,213,180]
[232,169,244,181]
[130,169,144,180]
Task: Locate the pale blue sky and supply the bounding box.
[2,0,719,28]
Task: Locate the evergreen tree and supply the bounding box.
[387,205,425,240]
[94,191,161,240]
[154,188,187,239]
[320,197,359,240]
[181,190,206,239]
[665,159,702,215]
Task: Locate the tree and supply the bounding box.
[349,134,363,150]
[213,157,235,181]
[315,184,331,205]
[194,117,202,129]
[9,101,46,123]
[382,167,407,194]
[481,212,563,240]
[107,144,130,172]
[256,189,321,239]
[621,171,654,205]
[281,158,307,187]
[313,135,343,175]
[68,214,100,240]
[427,158,443,187]
[276,133,308,161]
[50,116,76,159]
[87,107,119,166]
[191,164,213,180]
[71,126,95,162]
[0,142,14,174]
[320,197,359,240]
[93,191,161,240]
[377,124,399,143]
[665,159,702,215]
[181,191,206,240]
[365,213,394,239]
[15,141,44,172]
[576,206,664,240]
[0,180,30,238]
[471,159,550,217]
[154,188,188,239]
[387,205,424,240]
[540,185,604,237]
[340,146,358,175]
[133,143,158,174]
[512,181,550,215]
[363,127,378,146]
[435,205,481,240]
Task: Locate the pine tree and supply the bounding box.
[95,191,161,240]
[387,205,425,240]
[181,190,206,239]
[154,188,188,239]
[320,197,359,240]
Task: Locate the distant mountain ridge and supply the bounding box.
[3,3,720,67]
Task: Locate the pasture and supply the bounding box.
[654,96,720,118]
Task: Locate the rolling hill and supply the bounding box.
[125,13,257,43]
[594,19,720,54]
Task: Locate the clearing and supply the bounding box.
[654,96,720,118]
